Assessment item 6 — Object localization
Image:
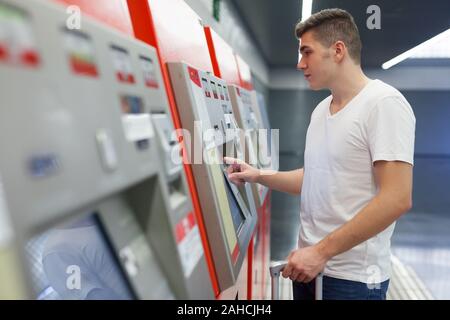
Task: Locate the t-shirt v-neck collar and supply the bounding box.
[327,79,376,119]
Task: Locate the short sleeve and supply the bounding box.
[367,96,416,165]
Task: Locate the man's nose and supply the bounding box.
[297,60,306,71]
[296,54,306,70]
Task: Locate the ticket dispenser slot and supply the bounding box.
[167,62,258,292]
[151,113,182,182]
[101,188,175,300]
[0,0,212,300]
[119,95,154,151]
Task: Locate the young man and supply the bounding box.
[225,8,416,300]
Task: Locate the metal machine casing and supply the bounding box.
[167,62,258,292]
[0,0,213,299]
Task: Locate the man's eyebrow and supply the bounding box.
[299,45,310,53]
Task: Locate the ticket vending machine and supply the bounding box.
[250,91,279,177]
[228,86,271,206]
[0,0,213,299]
[228,86,275,299]
[167,62,258,295]
[248,90,275,299]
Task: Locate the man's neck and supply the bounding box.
[329,66,370,109]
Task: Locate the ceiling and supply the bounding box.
[229,0,450,69]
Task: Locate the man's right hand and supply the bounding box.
[224,157,260,187]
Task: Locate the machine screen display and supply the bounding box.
[222,172,245,235]
[25,214,134,300]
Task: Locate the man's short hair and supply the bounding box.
[295,8,362,65]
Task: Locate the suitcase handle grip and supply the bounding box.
[269,261,323,300]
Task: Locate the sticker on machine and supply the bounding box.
[140,56,158,88]
[0,175,14,248]
[111,45,135,84]
[63,29,98,77]
[175,212,204,278]
[0,3,40,67]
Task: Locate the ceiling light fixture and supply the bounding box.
[301,0,313,22]
[382,28,450,70]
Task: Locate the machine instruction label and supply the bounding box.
[111,45,135,84]
[0,3,40,67]
[140,56,159,88]
[175,212,203,278]
[64,29,98,77]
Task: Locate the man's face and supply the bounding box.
[297,30,335,90]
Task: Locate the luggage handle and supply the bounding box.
[269,261,323,300]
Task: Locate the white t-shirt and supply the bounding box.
[299,79,416,283]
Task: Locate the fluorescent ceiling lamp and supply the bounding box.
[382,28,450,70]
[301,0,313,22]
[411,29,450,59]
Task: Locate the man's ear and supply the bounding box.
[333,41,346,63]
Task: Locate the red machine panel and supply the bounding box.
[127,0,219,297]
[204,26,241,86]
[53,0,134,36]
[261,192,272,299]
[141,0,212,72]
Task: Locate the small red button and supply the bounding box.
[20,50,40,67]
[0,44,9,62]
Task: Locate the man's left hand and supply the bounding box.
[281,245,329,283]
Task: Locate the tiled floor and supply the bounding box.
[390,157,450,299]
[391,211,450,299]
[269,155,450,300]
[387,255,434,300]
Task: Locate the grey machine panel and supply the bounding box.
[167,62,258,292]
[228,85,271,205]
[0,0,212,299]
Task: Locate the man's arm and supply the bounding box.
[257,168,304,195]
[282,160,413,282]
[224,157,304,195]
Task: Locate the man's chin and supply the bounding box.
[308,82,324,91]
[308,82,319,90]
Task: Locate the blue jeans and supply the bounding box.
[292,276,390,300]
